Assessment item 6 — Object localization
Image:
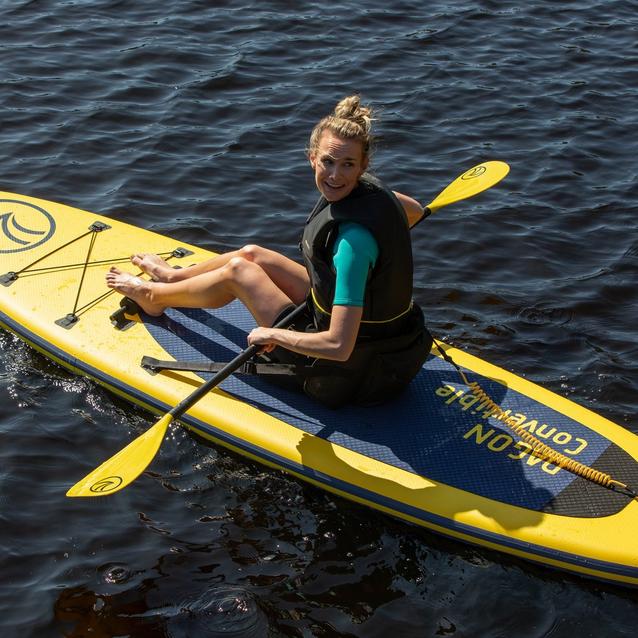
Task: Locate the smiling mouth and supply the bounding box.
[323,182,349,201]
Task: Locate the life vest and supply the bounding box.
[300,173,414,337]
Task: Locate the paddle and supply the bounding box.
[417,160,510,222]
[66,302,309,497]
[67,159,509,498]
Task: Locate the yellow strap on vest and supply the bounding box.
[310,288,413,324]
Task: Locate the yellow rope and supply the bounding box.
[437,341,636,499]
[466,380,630,493]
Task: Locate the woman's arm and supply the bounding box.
[247,223,373,361]
[247,304,363,361]
[393,190,424,228]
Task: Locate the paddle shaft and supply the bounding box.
[167,302,307,421]
[411,206,433,229]
[170,162,492,415]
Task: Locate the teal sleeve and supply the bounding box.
[332,223,379,307]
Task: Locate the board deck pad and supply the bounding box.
[144,302,637,517]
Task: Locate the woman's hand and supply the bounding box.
[247,327,277,353]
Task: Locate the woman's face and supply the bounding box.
[309,131,368,202]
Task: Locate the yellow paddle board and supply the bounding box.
[1,192,638,586]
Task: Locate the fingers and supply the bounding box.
[247,328,276,353]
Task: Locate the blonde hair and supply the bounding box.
[308,95,375,159]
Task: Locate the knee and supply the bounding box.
[237,244,265,263]
[222,256,263,295]
[224,255,259,282]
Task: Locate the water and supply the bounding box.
[1,1,637,635]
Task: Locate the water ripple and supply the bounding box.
[167,586,268,638]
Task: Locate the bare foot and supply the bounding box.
[130,253,177,282]
[106,267,166,316]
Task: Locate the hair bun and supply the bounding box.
[307,95,376,159]
[333,95,373,134]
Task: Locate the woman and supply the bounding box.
[107,95,431,406]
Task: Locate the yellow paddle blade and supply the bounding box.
[426,160,510,212]
[66,413,174,497]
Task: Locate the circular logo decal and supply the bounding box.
[0,199,56,254]
[89,476,124,493]
[461,165,487,180]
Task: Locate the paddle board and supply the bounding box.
[1,191,638,586]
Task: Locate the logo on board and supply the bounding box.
[0,199,56,254]
[461,165,487,180]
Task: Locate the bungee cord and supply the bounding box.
[1,222,191,326]
[431,337,638,500]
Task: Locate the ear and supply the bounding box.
[309,153,317,170]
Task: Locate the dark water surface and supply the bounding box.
[1,1,637,636]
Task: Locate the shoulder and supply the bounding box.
[332,173,401,221]
[334,222,379,260]
[350,173,391,199]
[337,221,376,245]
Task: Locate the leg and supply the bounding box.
[238,245,309,305]
[132,245,310,304]
[131,250,240,283]
[107,254,305,327]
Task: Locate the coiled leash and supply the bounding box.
[431,337,638,500]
